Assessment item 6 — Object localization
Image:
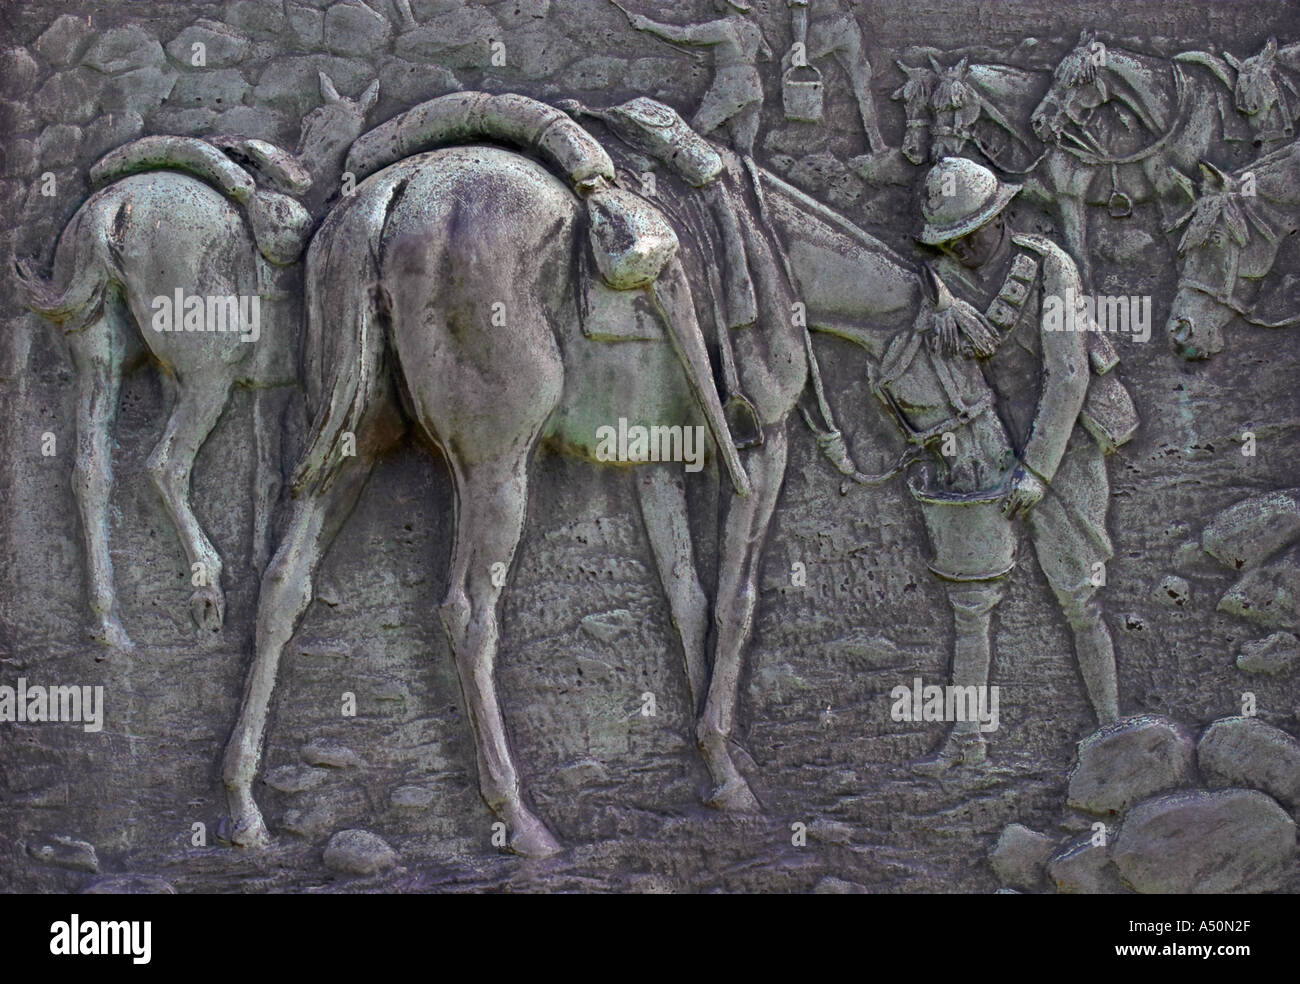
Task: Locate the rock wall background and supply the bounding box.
[1,0,1297,892]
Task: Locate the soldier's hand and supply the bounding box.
[1000,465,1045,519]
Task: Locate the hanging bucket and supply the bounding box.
[908,475,1018,582]
[783,64,824,123]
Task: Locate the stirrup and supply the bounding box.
[724,393,763,449]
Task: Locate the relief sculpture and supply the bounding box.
[2,0,1296,897]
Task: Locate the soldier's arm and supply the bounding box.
[1021,247,1091,484]
[634,15,726,45]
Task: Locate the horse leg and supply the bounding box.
[144,369,234,633]
[697,422,788,812]
[222,452,378,846]
[251,384,292,575]
[636,466,710,712]
[67,315,130,652]
[440,452,561,858]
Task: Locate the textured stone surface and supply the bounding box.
[1067,716,1196,816]
[1047,832,1125,894]
[1238,632,1300,676]
[1198,717,1300,809]
[1,0,1298,898]
[323,829,398,875]
[1112,789,1296,894]
[990,823,1055,891]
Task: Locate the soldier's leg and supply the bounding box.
[1026,437,1120,725]
[812,14,886,152]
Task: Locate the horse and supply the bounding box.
[1028,31,1239,280]
[1177,37,1300,155]
[14,75,378,652]
[1166,142,1300,360]
[218,91,985,857]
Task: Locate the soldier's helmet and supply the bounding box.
[918,157,1021,245]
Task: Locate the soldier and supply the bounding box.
[786,0,887,153]
[915,158,1135,769]
[625,0,772,156]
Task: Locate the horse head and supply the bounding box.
[1031,30,1110,145]
[927,56,984,161]
[1166,160,1285,359]
[893,61,935,164]
[1225,38,1298,146]
[297,72,380,203]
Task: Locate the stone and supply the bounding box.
[99,66,178,116]
[378,57,461,106]
[1155,573,1189,607]
[33,69,100,124]
[1047,832,1125,894]
[300,739,366,768]
[265,764,332,793]
[287,4,326,48]
[1197,716,1300,809]
[34,14,95,67]
[0,47,41,93]
[1217,543,1300,633]
[211,104,289,142]
[223,0,288,39]
[323,829,398,875]
[252,55,372,116]
[1111,789,1296,893]
[0,137,38,178]
[989,823,1055,891]
[82,26,166,75]
[1237,631,1300,675]
[323,1,394,57]
[37,124,82,169]
[81,875,176,894]
[146,107,219,136]
[25,835,100,873]
[556,757,608,790]
[168,68,250,111]
[1067,715,1196,816]
[81,111,144,159]
[391,785,435,808]
[394,6,500,68]
[1202,488,1300,570]
[167,20,252,68]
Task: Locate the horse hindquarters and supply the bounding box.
[380,155,570,855]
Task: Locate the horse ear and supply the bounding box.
[359,80,380,114]
[1079,28,1092,46]
[1263,37,1277,61]
[955,56,968,74]
[1094,76,1108,100]
[891,84,907,101]
[1223,50,1243,71]
[319,72,341,105]
[1198,158,1230,190]
[928,53,943,73]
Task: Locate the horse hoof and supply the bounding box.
[704,778,761,814]
[90,616,135,656]
[189,586,225,633]
[506,811,562,859]
[230,810,271,849]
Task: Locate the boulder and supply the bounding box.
[167,20,251,67]
[1237,632,1300,675]
[35,14,96,67]
[1047,831,1125,893]
[1067,715,1195,815]
[1202,488,1300,570]
[1112,788,1295,893]
[990,823,1055,891]
[1197,716,1300,809]
[323,829,398,875]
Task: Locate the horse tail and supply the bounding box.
[291,176,408,497]
[13,198,123,334]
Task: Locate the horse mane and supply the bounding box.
[1053,47,1098,89]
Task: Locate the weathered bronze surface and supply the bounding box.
[1,0,1297,894]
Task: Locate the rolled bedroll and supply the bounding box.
[344,91,616,193]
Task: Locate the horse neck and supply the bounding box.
[1102,50,1177,133]
[1248,138,1300,208]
